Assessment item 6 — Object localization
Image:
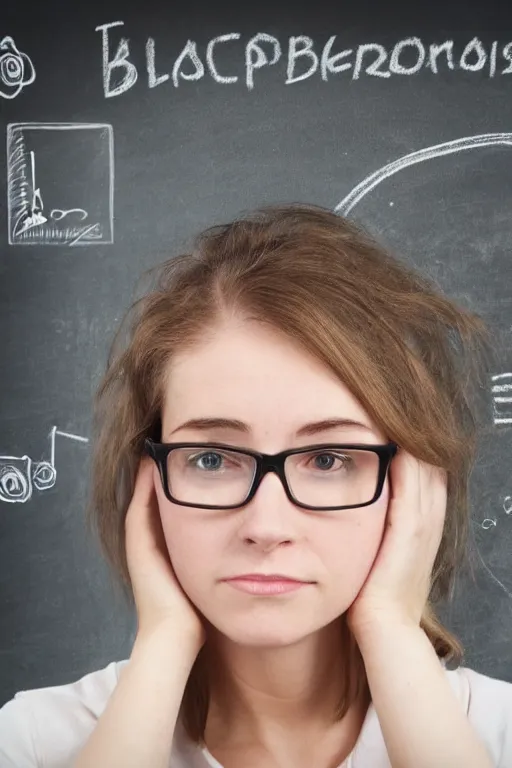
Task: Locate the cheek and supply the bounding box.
[325,484,389,603]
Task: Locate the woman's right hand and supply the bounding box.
[125,456,206,654]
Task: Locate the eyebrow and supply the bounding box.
[169,417,374,438]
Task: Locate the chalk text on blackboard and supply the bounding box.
[95,21,512,98]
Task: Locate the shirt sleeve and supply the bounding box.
[0,660,128,768]
[461,666,512,767]
[0,693,39,767]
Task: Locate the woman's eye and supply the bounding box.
[192,452,224,470]
[311,453,351,470]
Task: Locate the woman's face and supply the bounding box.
[155,318,390,647]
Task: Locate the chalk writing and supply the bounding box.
[7,123,114,246]
[0,36,35,99]
[491,373,512,425]
[95,22,512,97]
[0,427,88,504]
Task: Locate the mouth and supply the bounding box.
[222,574,315,596]
[223,574,314,583]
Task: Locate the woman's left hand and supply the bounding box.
[347,448,447,639]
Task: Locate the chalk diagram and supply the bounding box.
[0,36,35,99]
[334,133,512,595]
[334,133,512,427]
[0,426,88,504]
[7,123,114,246]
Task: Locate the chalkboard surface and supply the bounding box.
[1,0,511,705]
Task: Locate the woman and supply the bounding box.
[0,203,510,767]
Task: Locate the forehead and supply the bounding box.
[161,321,384,441]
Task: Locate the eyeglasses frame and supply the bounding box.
[144,437,398,512]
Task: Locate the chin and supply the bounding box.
[216,624,314,648]
[204,608,333,649]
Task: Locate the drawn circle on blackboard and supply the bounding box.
[0,36,36,99]
[32,461,57,492]
[1,53,22,84]
[0,463,30,503]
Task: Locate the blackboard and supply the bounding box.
[1,0,511,706]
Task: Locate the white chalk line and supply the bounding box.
[335,133,512,215]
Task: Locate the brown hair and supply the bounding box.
[87,202,494,743]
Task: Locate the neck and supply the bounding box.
[203,618,368,752]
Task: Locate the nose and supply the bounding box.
[237,470,298,550]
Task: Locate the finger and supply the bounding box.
[388,449,421,517]
[125,457,163,554]
[125,457,154,526]
[131,460,176,579]
[428,463,448,535]
[413,462,447,568]
[417,460,447,520]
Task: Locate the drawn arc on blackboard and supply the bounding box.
[335,132,512,600]
[334,133,512,216]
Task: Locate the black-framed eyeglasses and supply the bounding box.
[144,438,398,512]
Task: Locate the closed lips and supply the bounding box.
[224,574,314,582]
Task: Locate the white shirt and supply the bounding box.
[0,659,511,767]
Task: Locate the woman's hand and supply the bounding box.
[347,448,447,639]
[125,456,206,651]
[345,451,494,768]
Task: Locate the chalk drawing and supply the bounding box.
[473,542,512,599]
[476,499,512,598]
[7,123,114,246]
[491,372,512,425]
[13,150,47,235]
[481,491,512,531]
[335,133,512,602]
[50,208,88,221]
[335,133,512,216]
[0,427,88,504]
[0,36,35,99]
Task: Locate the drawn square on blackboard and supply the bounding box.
[7,123,114,246]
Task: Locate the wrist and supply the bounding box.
[351,615,427,655]
[132,622,202,672]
